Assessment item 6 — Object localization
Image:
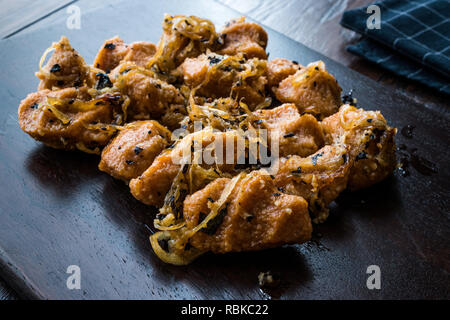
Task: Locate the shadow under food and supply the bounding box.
[25,145,101,198]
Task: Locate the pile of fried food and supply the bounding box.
[18,15,397,265]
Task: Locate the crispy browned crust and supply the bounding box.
[274,61,342,119]
[321,105,397,191]
[180,53,267,109]
[218,20,268,59]
[36,36,94,90]
[267,58,302,88]
[184,172,312,253]
[99,121,170,181]
[253,103,325,157]
[18,87,119,151]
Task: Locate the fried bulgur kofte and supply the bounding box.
[18,14,397,265]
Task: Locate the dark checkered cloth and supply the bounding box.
[341,0,450,95]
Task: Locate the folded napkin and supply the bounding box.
[341,0,450,95]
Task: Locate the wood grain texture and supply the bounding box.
[219,0,365,65]
[0,0,449,300]
[0,0,75,38]
[0,278,16,300]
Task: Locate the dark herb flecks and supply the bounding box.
[312,152,323,165]
[245,214,254,222]
[291,167,302,175]
[95,72,113,90]
[104,43,116,50]
[208,56,222,65]
[158,238,169,252]
[200,203,229,235]
[184,241,192,251]
[134,146,143,155]
[283,132,295,138]
[50,64,61,73]
[356,152,368,161]
[342,89,357,106]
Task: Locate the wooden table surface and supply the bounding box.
[0,0,447,300]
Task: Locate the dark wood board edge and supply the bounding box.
[0,247,44,299]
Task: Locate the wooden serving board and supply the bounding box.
[0,0,448,299]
